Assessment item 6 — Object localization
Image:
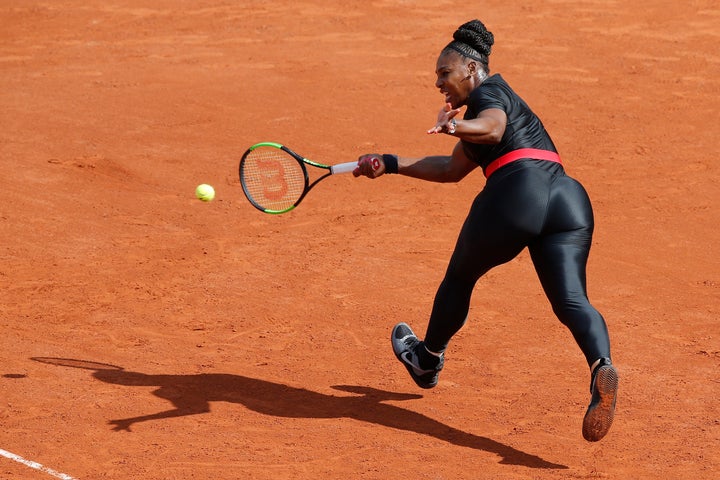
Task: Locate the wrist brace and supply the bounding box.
[382,154,399,174]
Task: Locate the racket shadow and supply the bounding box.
[31,357,567,469]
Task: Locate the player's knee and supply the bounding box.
[550,296,590,326]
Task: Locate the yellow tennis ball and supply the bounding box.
[195,184,215,202]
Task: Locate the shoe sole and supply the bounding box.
[391,323,439,390]
[582,365,618,442]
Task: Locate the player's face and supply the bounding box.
[434,51,475,108]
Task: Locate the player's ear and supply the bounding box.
[466,60,477,76]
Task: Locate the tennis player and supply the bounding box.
[353,19,618,442]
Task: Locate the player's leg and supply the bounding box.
[528,175,610,365]
[423,166,554,353]
[391,212,528,388]
[422,214,527,353]
[529,174,617,441]
[529,229,611,363]
[392,167,549,388]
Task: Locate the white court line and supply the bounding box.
[0,448,77,480]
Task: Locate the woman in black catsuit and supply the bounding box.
[353,19,618,442]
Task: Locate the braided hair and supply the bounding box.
[443,20,495,74]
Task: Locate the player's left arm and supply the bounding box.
[449,108,507,144]
[429,105,507,144]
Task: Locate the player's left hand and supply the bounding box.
[428,102,461,134]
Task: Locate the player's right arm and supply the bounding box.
[354,142,478,183]
[396,142,478,183]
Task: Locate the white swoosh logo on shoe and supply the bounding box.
[400,352,434,375]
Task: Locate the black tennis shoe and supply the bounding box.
[391,322,443,389]
[582,358,618,442]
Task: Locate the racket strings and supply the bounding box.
[241,147,306,211]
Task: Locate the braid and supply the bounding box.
[443,19,495,72]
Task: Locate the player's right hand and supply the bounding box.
[353,154,384,178]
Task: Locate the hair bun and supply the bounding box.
[453,19,494,56]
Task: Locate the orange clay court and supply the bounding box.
[1,1,718,479]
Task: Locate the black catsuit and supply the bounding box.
[423,74,611,367]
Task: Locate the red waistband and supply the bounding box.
[484,148,562,178]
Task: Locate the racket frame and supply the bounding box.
[239,142,355,214]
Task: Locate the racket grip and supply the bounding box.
[330,161,359,175]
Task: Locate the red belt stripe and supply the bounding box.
[484,148,562,178]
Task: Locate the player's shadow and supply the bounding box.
[31,357,567,469]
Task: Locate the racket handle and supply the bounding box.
[330,161,358,175]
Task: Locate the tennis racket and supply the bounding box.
[239,142,365,214]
